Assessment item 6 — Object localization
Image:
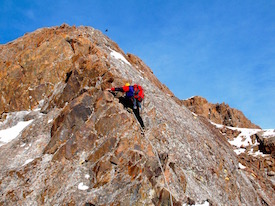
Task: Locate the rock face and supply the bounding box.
[0,24,274,205]
[182,96,261,129]
[216,125,275,201]
[257,133,275,157]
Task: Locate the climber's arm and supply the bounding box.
[111,87,124,92]
[111,86,129,92]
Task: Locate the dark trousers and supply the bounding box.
[119,97,145,129]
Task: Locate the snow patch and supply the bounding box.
[227,127,267,156]
[228,128,260,148]
[211,122,223,129]
[33,107,41,112]
[211,122,272,157]
[0,119,33,147]
[234,148,246,155]
[262,129,275,137]
[110,49,131,65]
[184,96,196,101]
[239,163,246,169]
[85,174,90,179]
[197,201,210,206]
[182,200,210,206]
[249,149,267,157]
[20,143,26,147]
[22,158,34,166]
[78,182,89,190]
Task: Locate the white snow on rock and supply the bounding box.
[78,182,89,190]
[0,119,33,147]
[183,96,196,101]
[210,122,224,129]
[239,163,246,169]
[22,158,34,166]
[228,127,270,156]
[196,201,210,206]
[228,127,261,148]
[20,143,26,147]
[234,148,246,155]
[110,49,131,65]
[249,150,267,157]
[262,129,275,137]
[211,122,273,157]
[183,200,210,206]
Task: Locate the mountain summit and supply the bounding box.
[0,24,274,205]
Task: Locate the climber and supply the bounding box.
[108,83,145,130]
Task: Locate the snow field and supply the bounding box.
[211,122,274,156]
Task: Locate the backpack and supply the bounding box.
[133,84,144,102]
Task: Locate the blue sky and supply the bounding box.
[1,0,274,128]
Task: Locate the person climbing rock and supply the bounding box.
[108,83,145,130]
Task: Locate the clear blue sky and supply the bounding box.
[1,0,274,128]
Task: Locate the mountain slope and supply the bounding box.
[0,24,274,205]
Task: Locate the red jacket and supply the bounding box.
[111,85,144,101]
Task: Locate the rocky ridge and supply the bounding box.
[0,24,274,205]
[182,96,260,129]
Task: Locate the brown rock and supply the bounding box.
[44,93,93,155]
[256,132,275,155]
[182,96,261,129]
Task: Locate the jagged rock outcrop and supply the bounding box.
[256,132,275,157]
[0,24,274,205]
[216,124,275,198]
[182,96,261,129]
